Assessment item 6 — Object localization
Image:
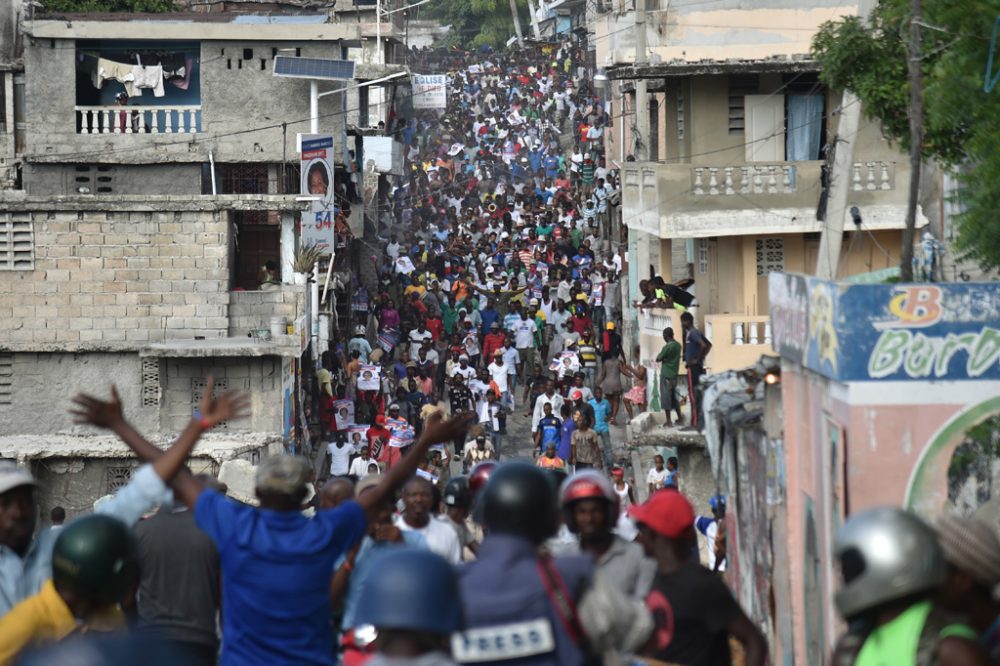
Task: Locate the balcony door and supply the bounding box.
[744,95,785,163]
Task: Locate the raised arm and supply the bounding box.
[71,378,250,509]
[355,411,473,520]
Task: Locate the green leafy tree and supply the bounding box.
[428,0,531,49]
[41,0,175,11]
[812,1,1000,270]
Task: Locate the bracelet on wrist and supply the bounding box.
[198,416,213,431]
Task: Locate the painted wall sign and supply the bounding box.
[769,274,1000,381]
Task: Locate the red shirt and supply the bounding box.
[426,317,444,341]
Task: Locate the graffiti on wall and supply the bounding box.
[769,275,1000,381]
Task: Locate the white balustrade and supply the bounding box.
[852,160,894,191]
[75,105,202,135]
[691,163,798,196]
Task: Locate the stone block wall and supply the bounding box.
[228,287,306,338]
[160,356,286,434]
[0,204,230,349]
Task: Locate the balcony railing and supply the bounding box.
[704,314,774,373]
[693,164,797,196]
[75,105,202,134]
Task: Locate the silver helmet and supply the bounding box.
[833,506,946,619]
[353,325,366,336]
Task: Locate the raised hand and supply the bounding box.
[198,376,252,428]
[420,410,476,445]
[70,386,126,430]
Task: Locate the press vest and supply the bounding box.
[454,534,598,665]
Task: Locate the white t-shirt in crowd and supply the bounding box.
[327,442,356,476]
[409,329,433,357]
[349,456,373,477]
[646,467,670,491]
[386,242,401,259]
[512,318,537,348]
[451,364,477,382]
[395,514,462,564]
[488,361,510,392]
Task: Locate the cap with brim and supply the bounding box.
[255,455,310,496]
[935,515,1000,587]
[0,461,36,496]
[389,403,400,411]
[571,391,583,400]
[628,489,695,539]
[459,355,470,361]
[490,322,500,329]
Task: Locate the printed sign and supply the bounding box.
[413,74,448,110]
[300,134,336,251]
[333,399,355,431]
[769,273,1000,381]
[358,364,381,391]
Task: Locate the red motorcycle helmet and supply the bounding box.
[468,461,497,500]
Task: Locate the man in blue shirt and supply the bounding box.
[76,383,473,666]
[534,402,562,457]
[589,387,613,468]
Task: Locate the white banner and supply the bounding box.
[412,74,447,110]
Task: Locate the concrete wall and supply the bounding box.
[228,287,306,337]
[24,163,202,197]
[0,352,159,436]
[23,38,348,166]
[0,203,231,349]
[160,356,285,434]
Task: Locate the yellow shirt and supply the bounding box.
[0,580,124,665]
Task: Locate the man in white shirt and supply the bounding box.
[348,445,374,477]
[386,235,402,260]
[512,310,538,382]
[408,322,433,359]
[325,438,356,477]
[450,355,477,382]
[487,351,511,407]
[394,477,462,564]
[531,379,565,434]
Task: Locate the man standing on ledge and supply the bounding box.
[680,312,711,431]
[655,327,683,428]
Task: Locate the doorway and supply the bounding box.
[232,212,280,291]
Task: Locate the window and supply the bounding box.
[0,214,34,271]
[105,466,134,494]
[141,358,160,408]
[728,74,759,136]
[676,88,685,140]
[756,238,785,276]
[192,377,230,430]
[0,353,11,406]
[698,239,709,275]
[648,99,659,161]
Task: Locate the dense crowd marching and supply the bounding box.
[0,37,997,666]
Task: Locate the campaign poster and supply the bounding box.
[347,425,370,450]
[300,134,336,251]
[358,364,381,392]
[333,399,355,431]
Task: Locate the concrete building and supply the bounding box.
[595,0,926,386]
[702,275,1000,665]
[0,10,408,456]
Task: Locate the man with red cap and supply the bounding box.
[629,490,767,666]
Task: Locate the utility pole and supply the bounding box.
[633,0,649,161]
[509,0,524,47]
[900,0,923,281]
[526,0,542,40]
[814,0,875,280]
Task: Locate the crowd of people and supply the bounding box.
[0,36,997,666]
[317,38,662,486]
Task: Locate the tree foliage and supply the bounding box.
[41,0,176,12]
[427,0,531,49]
[811,0,1000,270]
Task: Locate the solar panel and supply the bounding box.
[273,56,356,81]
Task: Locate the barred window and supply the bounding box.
[191,377,230,429]
[755,238,785,276]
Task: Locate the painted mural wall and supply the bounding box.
[765,273,1000,664]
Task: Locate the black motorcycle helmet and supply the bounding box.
[479,462,558,544]
[443,475,472,509]
[51,514,137,606]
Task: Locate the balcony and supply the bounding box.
[75,105,202,134]
[704,315,773,373]
[621,159,909,239]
